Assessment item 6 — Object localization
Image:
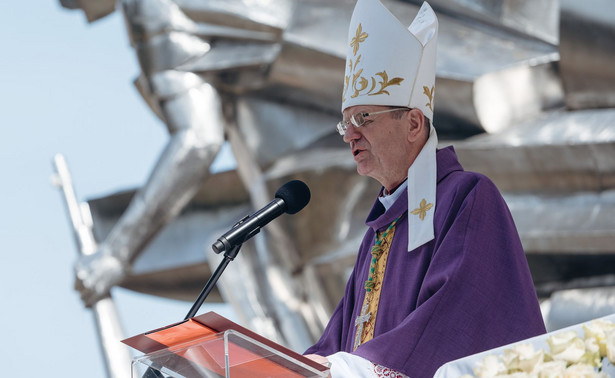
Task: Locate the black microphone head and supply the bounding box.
[275,180,311,214]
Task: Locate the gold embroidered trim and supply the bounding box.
[353,222,398,350]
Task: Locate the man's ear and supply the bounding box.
[406,108,425,142]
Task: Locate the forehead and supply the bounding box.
[342,105,390,118]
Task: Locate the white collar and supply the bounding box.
[407,125,438,252]
[378,180,408,211]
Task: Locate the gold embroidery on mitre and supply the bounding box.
[343,24,404,102]
[350,23,368,55]
[423,85,434,112]
[410,198,434,221]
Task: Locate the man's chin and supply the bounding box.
[355,164,373,178]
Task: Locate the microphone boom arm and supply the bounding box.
[186,180,309,318]
[184,228,258,320]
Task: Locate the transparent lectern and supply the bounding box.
[123,312,329,378]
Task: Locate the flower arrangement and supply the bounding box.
[463,319,615,377]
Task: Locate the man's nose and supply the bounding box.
[343,125,361,143]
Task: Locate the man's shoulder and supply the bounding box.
[440,168,499,194]
[435,170,509,227]
[436,169,508,216]
[436,146,496,192]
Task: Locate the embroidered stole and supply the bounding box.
[353,218,399,350]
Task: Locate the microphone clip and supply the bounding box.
[212,213,262,255]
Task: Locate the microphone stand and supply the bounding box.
[141,230,258,377]
[184,228,258,320]
[184,244,241,320]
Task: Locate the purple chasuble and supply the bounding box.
[305,146,546,377]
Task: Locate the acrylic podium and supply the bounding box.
[123,312,330,378]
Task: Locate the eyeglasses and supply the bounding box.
[336,107,409,135]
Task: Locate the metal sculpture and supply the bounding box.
[56,0,615,376]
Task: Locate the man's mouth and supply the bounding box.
[351,143,365,158]
[353,148,366,159]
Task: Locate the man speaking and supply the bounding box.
[304,1,546,376]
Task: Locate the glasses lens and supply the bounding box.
[350,113,365,127]
[336,121,347,135]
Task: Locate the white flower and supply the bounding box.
[538,360,567,378]
[498,373,532,378]
[466,320,615,378]
[583,320,615,357]
[563,363,606,378]
[474,355,507,378]
[519,347,544,373]
[580,338,602,367]
[502,343,544,373]
[548,331,579,354]
[502,347,521,371]
[585,338,600,355]
[547,331,586,364]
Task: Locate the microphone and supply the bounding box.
[212,180,311,254]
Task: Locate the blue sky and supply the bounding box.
[0,2,234,376]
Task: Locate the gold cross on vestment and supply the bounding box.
[354,303,371,350]
[410,198,434,221]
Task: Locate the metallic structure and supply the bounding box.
[52,154,133,378]
[57,0,615,375]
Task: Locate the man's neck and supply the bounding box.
[379,180,407,211]
[383,178,408,196]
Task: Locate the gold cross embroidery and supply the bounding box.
[411,198,434,221]
[350,23,368,55]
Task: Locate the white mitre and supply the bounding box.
[342,0,438,121]
[343,0,439,252]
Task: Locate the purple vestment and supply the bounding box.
[305,146,546,377]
